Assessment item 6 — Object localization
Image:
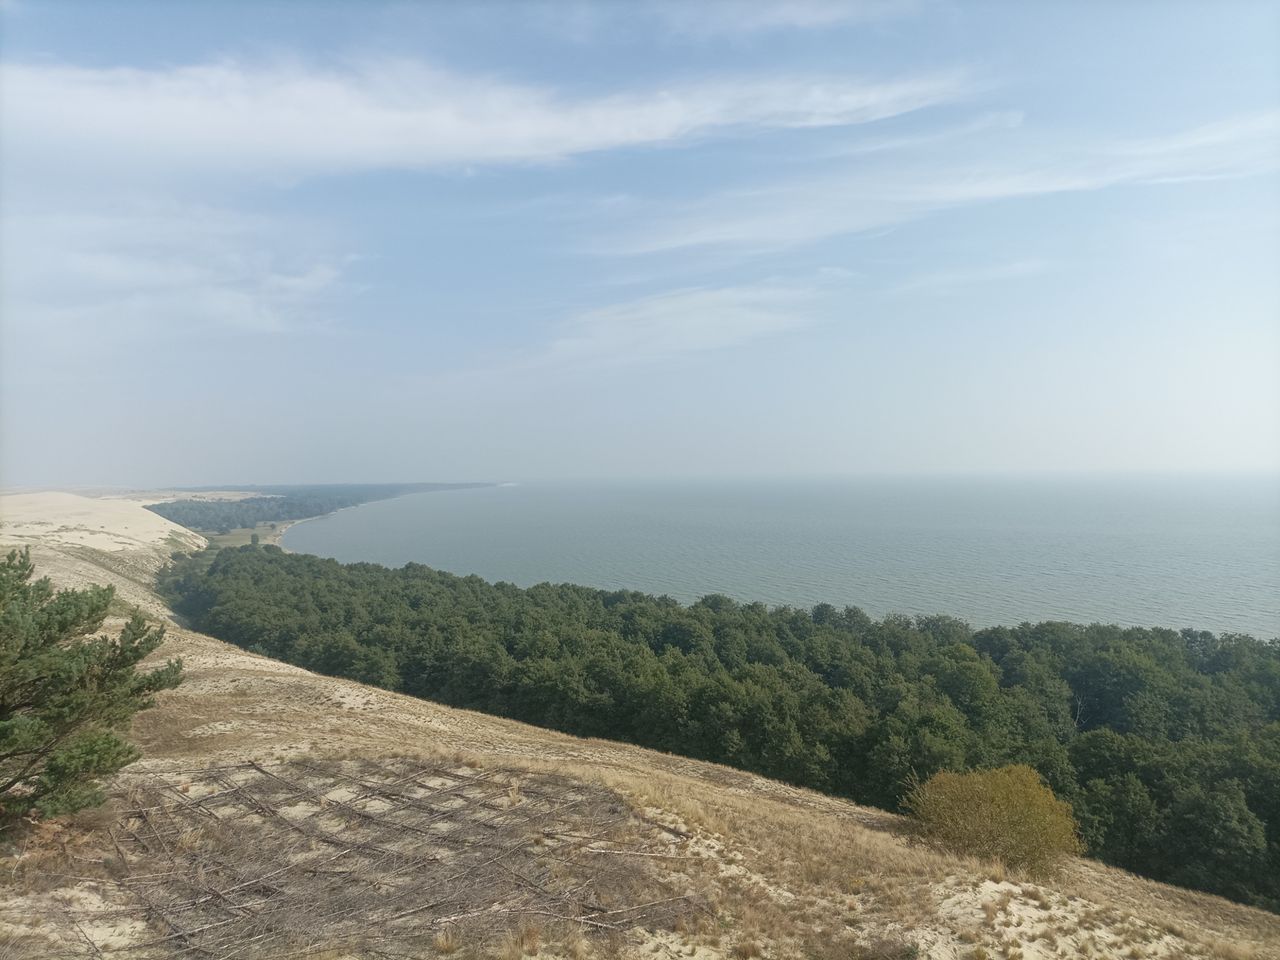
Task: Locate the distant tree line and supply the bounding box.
[159,546,1280,911]
[145,483,489,533]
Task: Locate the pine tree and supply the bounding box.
[0,549,182,818]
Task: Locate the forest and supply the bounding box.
[145,483,488,533]
[159,545,1280,911]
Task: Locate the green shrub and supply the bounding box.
[906,764,1081,875]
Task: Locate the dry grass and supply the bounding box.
[433,927,462,954]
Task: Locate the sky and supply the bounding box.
[1,0,1278,486]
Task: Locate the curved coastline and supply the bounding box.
[278,504,369,553]
[279,484,496,555]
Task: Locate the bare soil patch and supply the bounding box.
[5,759,700,959]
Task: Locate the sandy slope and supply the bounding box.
[1,493,1277,960]
[0,492,206,618]
[0,491,205,555]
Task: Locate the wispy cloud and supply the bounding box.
[817,110,1025,159]
[648,0,917,36]
[541,281,822,366]
[1104,112,1280,183]
[527,0,918,43]
[0,56,965,345]
[381,278,844,405]
[889,259,1049,296]
[0,204,348,339]
[610,111,1280,255]
[0,59,968,178]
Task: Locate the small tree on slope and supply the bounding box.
[0,549,181,819]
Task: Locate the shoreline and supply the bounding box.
[158,483,497,553]
[263,519,296,549]
[273,484,495,554]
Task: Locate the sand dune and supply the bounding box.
[0,491,203,552]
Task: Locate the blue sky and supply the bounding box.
[2,0,1278,485]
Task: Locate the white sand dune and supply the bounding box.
[0,491,204,553]
[0,491,205,614]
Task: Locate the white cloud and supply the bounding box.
[0,204,347,341]
[0,56,964,348]
[610,111,1280,254]
[0,59,968,179]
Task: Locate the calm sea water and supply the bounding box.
[284,477,1280,638]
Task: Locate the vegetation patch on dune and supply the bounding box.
[907,764,1081,875]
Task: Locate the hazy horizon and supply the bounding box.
[2,1,1278,487]
[6,469,1280,495]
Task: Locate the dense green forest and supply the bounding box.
[160,545,1280,911]
[145,483,489,533]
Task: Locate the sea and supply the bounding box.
[283,476,1280,639]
